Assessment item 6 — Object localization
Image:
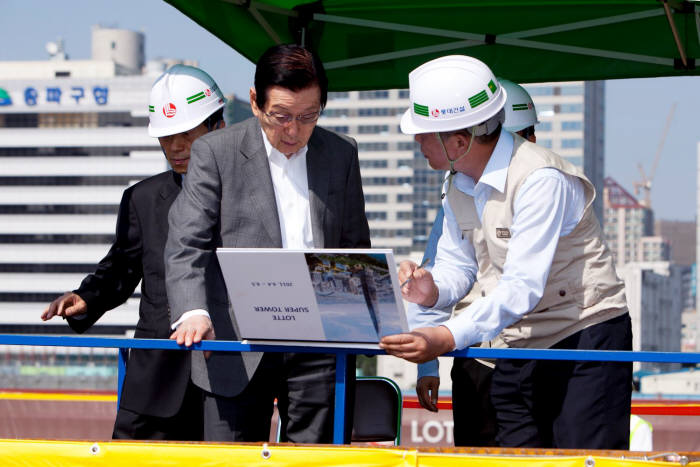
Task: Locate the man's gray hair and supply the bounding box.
[469,107,505,137]
[444,107,505,144]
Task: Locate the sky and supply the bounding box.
[3,0,699,221]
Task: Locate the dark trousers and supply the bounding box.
[451,357,497,446]
[203,352,355,443]
[491,313,633,449]
[112,380,203,440]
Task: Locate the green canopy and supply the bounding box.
[166,0,699,90]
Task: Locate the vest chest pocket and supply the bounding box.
[460,229,474,243]
[533,278,583,313]
[458,215,478,235]
[485,233,509,270]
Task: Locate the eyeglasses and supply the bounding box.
[263,110,321,126]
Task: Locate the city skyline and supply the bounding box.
[2,0,699,220]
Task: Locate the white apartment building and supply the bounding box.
[0,28,180,333]
[320,90,417,259]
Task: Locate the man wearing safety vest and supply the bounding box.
[41,65,225,440]
[415,80,542,447]
[381,55,633,449]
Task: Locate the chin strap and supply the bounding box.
[436,108,505,197]
[436,131,475,196]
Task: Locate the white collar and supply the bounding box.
[260,128,308,161]
[453,128,513,195]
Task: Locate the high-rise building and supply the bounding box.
[603,177,670,266]
[524,81,605,220]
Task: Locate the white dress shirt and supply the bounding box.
[409,130,586,377]
[173,129,314,328]
[263,130,314,249]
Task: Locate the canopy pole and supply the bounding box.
[662,0,688,68]
[325,40,481,69]
[502,9,663,39]
[315,9,663,42]
[317,10,674,70]
[696,6,700,46]
[249,5,282,44]
[250,1,298,17]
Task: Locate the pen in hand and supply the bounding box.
[400,257,431,287]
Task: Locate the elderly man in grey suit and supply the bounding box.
[164,44,370,443]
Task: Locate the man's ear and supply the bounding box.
[453,131,471,149]
[249,87,260,115]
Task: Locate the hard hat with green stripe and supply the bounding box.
[148,64,225,137]
[500,79,539,133]
[400,55,506,135]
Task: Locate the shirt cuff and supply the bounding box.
[417,359,439,379]
[171,309,210,330]
[432,283,454,310]
[443,317,472,350]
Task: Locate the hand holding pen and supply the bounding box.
[398,258,438,307]
[400,257,430,287]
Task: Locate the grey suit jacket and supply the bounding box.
[165,117,370,397]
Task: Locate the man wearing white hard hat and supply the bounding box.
[41,64,225,440]
[413,79,540,447]
[501,79,540,141]
[380,55,632,449]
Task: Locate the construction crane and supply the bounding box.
[634,102,677,209]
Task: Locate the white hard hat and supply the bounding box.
[400,55,507,135]
[500,79,539,133]
[148,64,225,137]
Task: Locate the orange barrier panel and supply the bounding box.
[402,396,700,416]
[7,392,697,416]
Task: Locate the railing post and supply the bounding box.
[333,351,347,444]
[117,347,128,408]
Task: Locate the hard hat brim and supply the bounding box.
[148,101,224,138]
[400,108,428,135]
[504,116,540,133]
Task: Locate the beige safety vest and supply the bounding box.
[447,134,628,349]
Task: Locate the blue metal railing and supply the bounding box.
[1,334,699,444]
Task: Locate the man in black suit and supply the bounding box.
[41,65,226,440]
[165,44,370,443]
